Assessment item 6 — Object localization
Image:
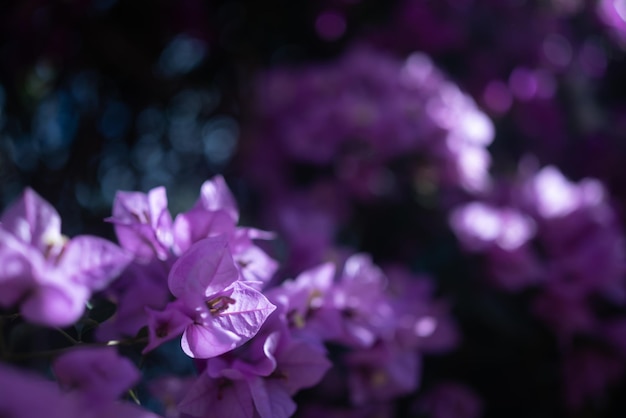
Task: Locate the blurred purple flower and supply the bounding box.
[598,0,626,47]
[273,254,395,348]
[108,186,174,262]
[149,376,195,418]
[345,341,421,405]
[0,362,160,418]
[266,262,337,336]
[328,254,396,347]
[251,47,494,195]
[97,259,172,341]
[0,188,131,327]
[450,201,542,291]
[0,362,77,418]
[53,347,140,403]
[450,202,536,252]
[521,165,606,220]
[385,267,459,352]
[452,163,625,298]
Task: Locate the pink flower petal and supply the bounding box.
[58,236,132,291]
[181,323,241,359]
[168,236,239,301]
[21,284,89,327]
[0,188,61,252]
[178,373,254,418]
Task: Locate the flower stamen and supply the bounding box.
[206,296,236,316]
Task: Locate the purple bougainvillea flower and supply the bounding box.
[272,335,332,396]
[97,259,172,341]
[167,235,275,358]
[0,363,160,418]
[172,176,278,287]
[521,166,606,221]
[99,187,177,340]
[229,228,279,287]
[329,254,395,347]
[149,376,195,418]
[143,300,194,354]
[0,188,131,327]
[179,305,330,418]
[267,262,337,334]
[385,267,459,352]
[178,373,255,418]
[238,305,332,397]
[108,186,174,262]
[517,166,626,298]
[179,281,276,359]
[269,255,396,347]
[101,176,278,341]
[597,0,626,46]
[450,201,544,292]
[252,47,494,193]
[172,176,239,255]
[188,351,300,418]
[109,176,277,281]
[346,341,421,405]
[53,347,140,403]
[0,362,77,418]
[450,202,536,252]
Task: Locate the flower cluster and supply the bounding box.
[0,177,460,418]
[0,347,158,418]
[245,46,494,272]
[367,0,625,176]
[3,1,626,416]
[0,189,131,327]
[98,175,278,347]
[451,161,626,410]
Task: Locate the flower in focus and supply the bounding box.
[100,175,278,340]
[147,235,276,358]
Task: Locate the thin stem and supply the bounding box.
[4,336,149,361]
[127,389,141,405]
[104,336,149,347]
[56,328,79,345]
[137,355,146,371]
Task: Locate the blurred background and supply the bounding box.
[1,0,625,228]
